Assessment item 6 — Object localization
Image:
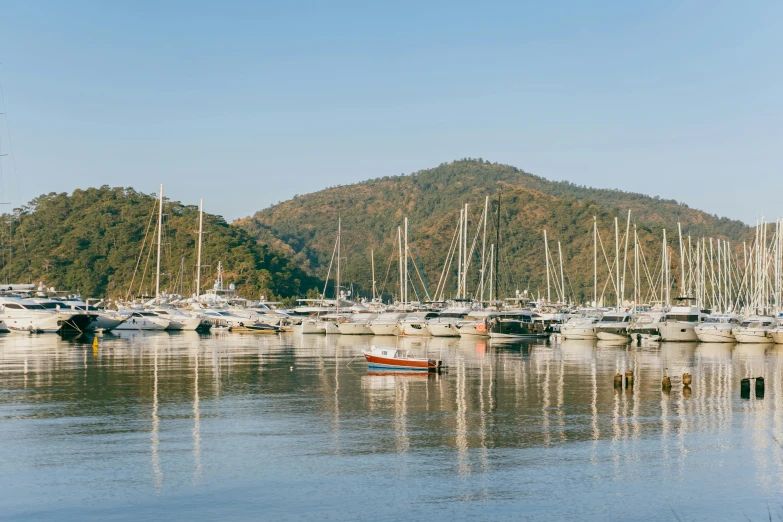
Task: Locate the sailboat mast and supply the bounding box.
[633,225,638,311]
[457,209,463,299]
[544,230,551,303]
[404,217,408,304]
[677,222,685,297]
[155,184,163,304]
[195,198,203,299]
[488,245,495,302]
[371,249,376,300]
[621,210,631,307]
[558,241,565,304]
[615,217,620,310]
[494,189,501,303]
[398,226,403,303]
[480,196,488,301]
[593,216,597,307]
[336,217,341,314]
[463,203,468,298]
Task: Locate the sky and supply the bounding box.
[0,1,780,223]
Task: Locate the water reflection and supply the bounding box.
[0,333,783,519]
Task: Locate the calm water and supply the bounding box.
[1,331,782,520]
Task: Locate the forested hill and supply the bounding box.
[236,159,751,303]
[1,186,320,299]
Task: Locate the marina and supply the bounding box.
[1,331,783,520]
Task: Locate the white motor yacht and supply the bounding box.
[369,312,407,336]
[733,316,776,344]
[532,310,568,333]
[316,313,349,334]
[300,315,326,334]
[488,311,547,338]
[770,314,783,344]
[112,311,171,331]
[337,313,377,335]
[560,314,601,340]
[594,311,633,342]
[32,297,98,332]
[399,311,438,337]
[150,308,204,331]
[659,302,705,342]
[694,314,740,343]
[0,297,65,333]
[629,310,666,343]
[427,308,471,337]
[457,311,497,338]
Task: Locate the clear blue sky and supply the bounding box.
[0,1,780,223]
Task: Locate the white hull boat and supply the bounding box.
[694,324,736,343]
[369,323,399,336]
[113,312,170,331]
[427,322,461,337]
[337,322,374,335]
[732,317,776,344]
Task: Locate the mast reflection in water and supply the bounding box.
[0,333,782,520]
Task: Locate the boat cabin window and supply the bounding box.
[499,314,532,322]
[39,302,60,309]
[22,304,47,310]
[666,314,701,322]
[3,303,24,309]
[601,316,629,322]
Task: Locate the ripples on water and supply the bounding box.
[0,332,782,520]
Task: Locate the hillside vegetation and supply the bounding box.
[1,186,320,299]
[237,159,751,303]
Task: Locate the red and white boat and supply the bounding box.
[363,345,443,372]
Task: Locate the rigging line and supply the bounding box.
[139,219,158,296]
[125,199,158,301]
[439,225,459,301]
[138,219,157,299]
[406,227,431,300]
[464,204,487,295]
[636,238,657,301]
[378,237,396,298]
[596,226,618,300]
[435,215,460,301]
[321,231,339,304]
[409,249,430,301]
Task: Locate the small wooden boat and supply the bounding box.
[363,345,444,372]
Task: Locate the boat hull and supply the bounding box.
[595,326,629,342]
[458,322,490,338]
[629,327,661,343]
[369,323,399,336]
[427,323,461,337]
[165,317,203,331]
[772,330,783,344]
[399,323,430,337]
[659,322,699,342]
[337,323,374,335]
[114,317,169,331]
[733,329,774,344]
[364,353,439,371]
[301,320,325,334]
[694,326,735,343]
[561,326,597,340]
